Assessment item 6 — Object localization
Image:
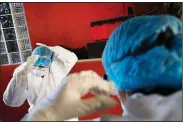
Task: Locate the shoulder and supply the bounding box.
[123,91,182,120]
[14,62,27,72]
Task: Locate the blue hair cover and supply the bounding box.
[102,15,182,92]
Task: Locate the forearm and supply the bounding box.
[52,46,78,64]
[3,73,28,107]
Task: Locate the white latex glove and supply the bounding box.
[16,55,39,75]
[25,71,117,121]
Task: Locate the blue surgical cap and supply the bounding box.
[102,15,182,92]
[32,46,54,67]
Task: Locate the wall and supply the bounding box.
[24,3,126,49]
[23,3,165,49]
[130,2,164,16]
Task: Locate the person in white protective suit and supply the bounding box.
[23,15,182,121]
[3,43,78,120]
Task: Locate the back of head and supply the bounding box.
[102,15,182,94]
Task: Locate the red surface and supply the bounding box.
[24,3,126,49]
[90,22,122,41]
[0,61,123,121]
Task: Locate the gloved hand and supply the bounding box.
[16,55,39,75]
[25,71,117,121]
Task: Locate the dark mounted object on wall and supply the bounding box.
[128,7,135,15]
[60,45,88,60]
[90,15,134,27]
[86,40,107,59]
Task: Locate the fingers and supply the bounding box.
[36,43,48,47]
[67,96,117,120]
[26,55,39,64]
[69,71,115,97]
[24,55,39,74]
[36,43,54,51]
[90,83,114,96]
[75,71,114,95]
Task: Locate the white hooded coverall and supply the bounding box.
[3,46,78,114]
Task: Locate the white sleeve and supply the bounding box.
[53,46,78,68]
[97,91,182,121]
[3,64,29,107]
[115,91,183,121]
[52,46,78,75]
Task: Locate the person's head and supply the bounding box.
[102,15,182,100]
[32,46,54,76]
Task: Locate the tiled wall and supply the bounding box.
[0,3,32,66]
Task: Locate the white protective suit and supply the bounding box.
[3,46,78,116]
[23,71,182,121]
[99,90,182,121]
